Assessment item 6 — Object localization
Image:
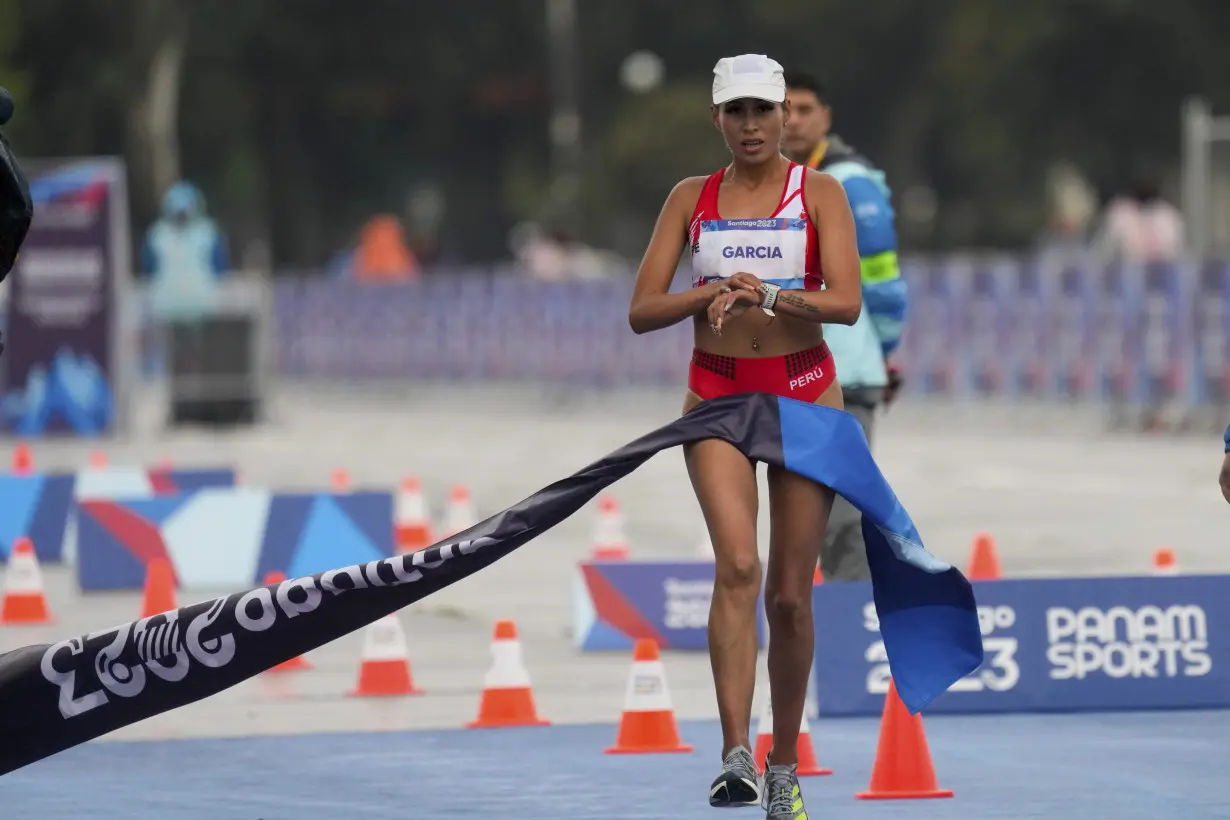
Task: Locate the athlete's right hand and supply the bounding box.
[726,272,764,293]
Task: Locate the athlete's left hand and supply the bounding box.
[708,288,762,334]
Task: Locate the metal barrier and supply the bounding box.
[270,258,1230,407]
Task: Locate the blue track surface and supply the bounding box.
[6,712,1229,818]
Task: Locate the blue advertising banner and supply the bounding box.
[572,560,767,651]
[75,488,394,590]
[813,575,1230,716]
[1,157,133,436]
[0,466,237,562]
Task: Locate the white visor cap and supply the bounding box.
[712,54,786,105]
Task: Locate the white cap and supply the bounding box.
[712,54,786,105]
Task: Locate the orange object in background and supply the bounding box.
[353,215,419,282]
[966,532,1003,580]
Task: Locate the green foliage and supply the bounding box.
[4,0,1230,264]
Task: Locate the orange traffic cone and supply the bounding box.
[264,571,312,671]
[348,613,424,697]
[605,639,692,754]
[10,443,32,475]
[591,495,630,561]
[88,450,107,468]
[331,469,351,492]
[1,537,52,624]
[856,679,953,800]
[1152,546,1178,576]
[395,476,433,553]
[813,566,824,585]
[966,532,1002,580]
[753,693,832,776]
[466,620,550,728]
[442,484,478,539]
[140,557,179,619]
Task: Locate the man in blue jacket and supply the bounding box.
[1221,424,1230,504]
[783,71,907,581]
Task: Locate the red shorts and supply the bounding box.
[687,342,836,404]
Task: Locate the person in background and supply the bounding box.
[781,70,907,582]
[141,180,229,322]
[1094,173,1185,264]
[1221,423,1230,504]
[352,214,420,282]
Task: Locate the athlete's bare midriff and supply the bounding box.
[690,309,823,359]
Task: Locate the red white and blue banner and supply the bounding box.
[0,466,236,562]
[572,560,766,651]
[75,488,394,590]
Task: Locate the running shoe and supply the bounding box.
[762,761,807,819]
[708,745,761,807]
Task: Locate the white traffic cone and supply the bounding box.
[591,494,629,560]
[442,484,478,538]
[348,614,424,696]
[753,691,832,776]
[605,638,692,753]
[1,537,52,624]
[466,619,549,727]
[395,476,433,553]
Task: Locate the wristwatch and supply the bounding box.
[759,282,781,316]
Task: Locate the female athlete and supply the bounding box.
[628,54,862,819]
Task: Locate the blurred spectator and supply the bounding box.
[513,220,616,281]
[141,180,229,322]
[1222,422,1230,503]
[351,214,420,281]
[1036,162,1098,260]
[1093,173,1185,263]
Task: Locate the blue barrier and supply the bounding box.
[572,560,767,651]
[264,258,1230,404]
[812,574,1230,716]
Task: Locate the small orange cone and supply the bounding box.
[753,693,832,776]
[395,476,433,553]
[966,532,1002,580]
[10,443,32,475]
[442,484,478,539]
[813,566,824,585]
[605,639,693,754]
[1,537,52,624]
[348,613,424,697]
[331,469,351,492]
[1152,546,1178,575]
[88,450,107,468]
[856,679,953,800]
[140,557,178,619]
[591,495,630,561]
[264,571,312,671]
[466,620,550,728]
